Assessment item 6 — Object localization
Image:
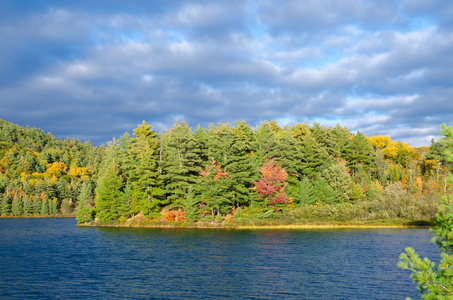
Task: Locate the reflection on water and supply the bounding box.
[0,218,440,299]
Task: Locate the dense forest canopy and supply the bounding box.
[0,118,450,225]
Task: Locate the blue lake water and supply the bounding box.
[0,218,442,299]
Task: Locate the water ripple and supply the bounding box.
[0,219,440,299]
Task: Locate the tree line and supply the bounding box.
[0,118,450,225]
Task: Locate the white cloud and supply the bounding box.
[1,1,453,146]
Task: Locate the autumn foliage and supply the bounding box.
[160,208,185,221]
[253,160,290,205]
[200,160,229,180]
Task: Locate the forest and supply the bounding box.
[0,118,451,227]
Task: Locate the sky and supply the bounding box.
[1,0,453,147]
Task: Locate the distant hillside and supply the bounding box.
[0,119,104,216]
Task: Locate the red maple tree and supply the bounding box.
[253,159,289,205]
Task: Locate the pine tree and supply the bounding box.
[227,121,260,207]
[180,187,199,222]
[11,195,23,216]
[348,131,376,177]
[1,195,11,216]
[311,123,340,158]
[162,121,202,203]
[197,159,231,216]
[299,133,334,178]
[330,124,353,160]
[95,160,126,221]
[61,199,71,215]
[204,123,236,207]
[125,121,164,216]
[252,121,279,164]
[55,178,71,202]
[40,195,49,215]
[32,195,41,215]
[23,195,33,215]
[321,161,354,202]
[76,179,94,223]
[274,128,304,187]
[291,176,316,206]
[49,198,58,215]
[312,176,339,204]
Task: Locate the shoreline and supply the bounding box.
[77,221,432,230]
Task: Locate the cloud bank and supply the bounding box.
[1,0,453,146]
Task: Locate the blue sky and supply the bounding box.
[1,0,453,146]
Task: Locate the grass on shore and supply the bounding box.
[78,218,432,230]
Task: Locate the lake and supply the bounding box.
[0,218,441,299]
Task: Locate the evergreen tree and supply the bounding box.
[61,199,72,215]
[55,178,71,202]
[312,176,339,204]
[227,121,259,207]
[291,176,316,206]
[197,159,231,216]
[311,123,341,158]
[0,175,10,194]
[49,198,58,215]
[1,195,11,215]
[348,131,376,177]
[252,121,279,164]
[95,160,126,221]
[299,133,334,178]
[274,128,304,186]
[194,125,209,164]
[32,195,41,215]
[321,161,354,202]
[125,121,164,216]
[23,195,34,215]
[11,195,23,216]
[162,121,202,203]
[76,179,94,223]
[180,187,199,222]
[203,123,236,205]
[330,124,352,160]
[40,195,49,215]
[22,180,33,196]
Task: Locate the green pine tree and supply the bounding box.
[321,161,354,202]
[76,179,94,223]
[49,198,58,215]
[40,195,49,215]
[252,121,279,164]
[227,121,259,207]
[11,196,23,216]
[32,195,41,215]
[312,176,339,204]
[23,195,34,215]
[274,128,304,187]
[125,121,164,216]
[291,176,316,206]
[161,121,202,204]
[1,195,11,216]
[95,160,126,221]
[348,131,376,177]
[197,159,231,216]
[180,187,199,222]
[300,133,334,178]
